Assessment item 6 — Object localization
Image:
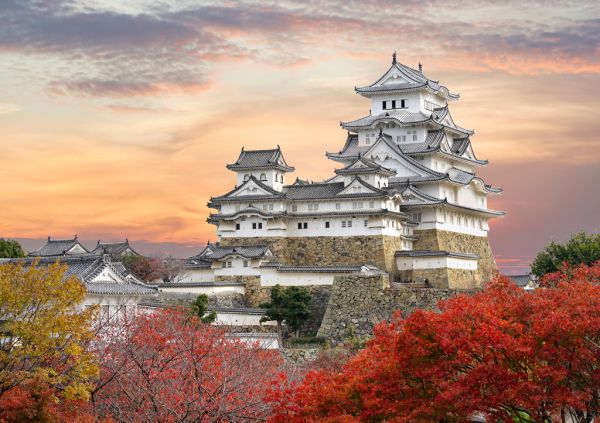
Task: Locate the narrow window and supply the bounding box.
[297,222,302,229]
[382,101,387,110]
[335,203,341,210]
[364,219,368,227]
[258,222,263,229]
[341,221,347,228]
[303,222,308,229]
[400,99,406,108]
[391,100,396,109]
[235,223,240,230]
[243,260,249,268]
[325,221,330,228]
[292,205,297,212]
[347,220,353,227]
[252,223,257,229]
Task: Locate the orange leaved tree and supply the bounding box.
[270,262,600,422]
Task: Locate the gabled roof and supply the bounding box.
[190,244,272,262]
[340,104,473,136]
[336,176,388,197]
[396,184,443,205]
[210,175,284,203]
[285,181,346,200]
[363,133,446,178]
[226,146,294,172]
[92,239,139,256]
[355,54,459,100]
[28,236,89,257]
[398,131,488,165]
[334,155,396,176]
[284,177,388,201]
[1,255,156,296]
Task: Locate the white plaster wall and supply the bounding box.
[235,169,287,191]
[396,256,477,271]
[213,257,260,276]
[227,333,280,349]
[159,285,245,296]
[176,269,214,283]
[260,268,338,286]
[213,312,276,326]
[370,92,421,115]
[458,185,485,209]
[82,294,141,325]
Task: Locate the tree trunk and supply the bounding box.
[276,321,283,349]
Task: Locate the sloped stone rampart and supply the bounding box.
[317,275,477,344]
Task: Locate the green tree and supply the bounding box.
[260,285,311,344]
[190,294,217,323]
[0,239,26,258]
[531,232,600,277]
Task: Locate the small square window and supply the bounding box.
[325,221,330,228]
[347,220,353,227]
[297,222,302,229]
[243,260,249,268]
[258,222,263,229]
[252,223,257,229]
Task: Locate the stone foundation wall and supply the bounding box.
[317,275,476,344]
[398,268,480,289]
[413,229,497,285]
[218,236,400,273]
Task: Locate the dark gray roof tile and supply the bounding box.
[28,236,89,257]
[226,146,294,171]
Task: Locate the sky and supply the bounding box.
[1,0,599,274]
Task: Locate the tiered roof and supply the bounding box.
[340,105,473,135]
[354,52,459,100]
[226,146,294,172]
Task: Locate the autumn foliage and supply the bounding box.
[0,261,98,422]
[92,308,285,422]
[270,262,600,422]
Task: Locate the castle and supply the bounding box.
[193,53,504,291]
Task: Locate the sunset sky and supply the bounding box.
[1,0,599,274]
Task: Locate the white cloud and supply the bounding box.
[0,102,22,115]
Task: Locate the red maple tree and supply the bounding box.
[91,308,285,422]
[269,262,600,422]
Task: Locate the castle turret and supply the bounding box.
[226,146,294,192]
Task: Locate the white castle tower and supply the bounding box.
[206,54,504,289]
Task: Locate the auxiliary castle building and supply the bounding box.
[206,54,504,289]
